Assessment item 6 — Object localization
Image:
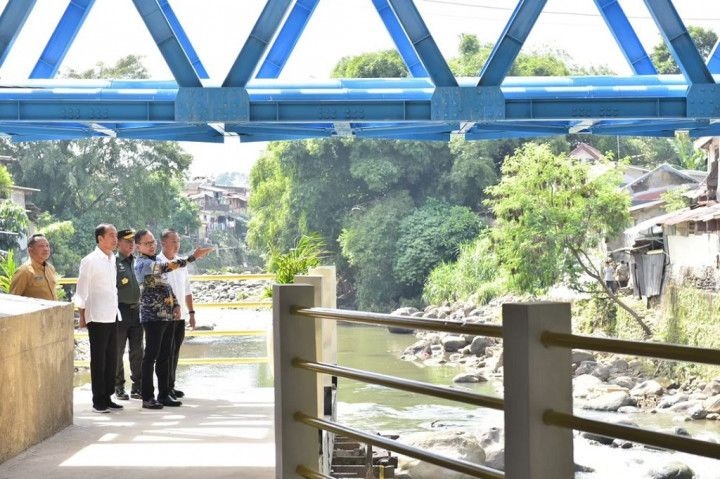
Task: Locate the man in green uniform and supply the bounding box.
[115,228,143,400]
[10,233,58,300]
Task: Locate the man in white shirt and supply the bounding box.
[158,229,195,400]
[74,224,122,414]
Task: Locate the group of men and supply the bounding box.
[8,224,212,413]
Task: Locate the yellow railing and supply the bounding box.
[58,273,275,285]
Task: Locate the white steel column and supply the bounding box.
[273,284,319,479]
[502,302,574,479]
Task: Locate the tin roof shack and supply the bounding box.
[617,215,669,300]
[662,204,720,291]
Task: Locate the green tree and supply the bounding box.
[332,50,408,78]
[36,214,81,277]
[393,199,483,292]
[486,143,651,336]
[670,131,706,170]
[339,192,414,311]
[651,26,718,74]
[0,200,29,252]
[0,164,11,198]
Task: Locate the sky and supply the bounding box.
[1,0,720,177]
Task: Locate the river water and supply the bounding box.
[78,309,720,478]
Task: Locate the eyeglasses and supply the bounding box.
[140,240,156,246]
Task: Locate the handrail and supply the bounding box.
[74,329,267,338]
[542,331,720,366]
[293,358,505,410]
[57,273,274,285]
[294,412,505,479]
[74,356,268,367]
[296,465,334,479]
[193,301,272,309]
[544,410,720,459]
[293,306,503,337]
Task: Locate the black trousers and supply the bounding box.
[141,321,173,401]
[168,320,186,391]
[116,303,144,393]
[87,321,118,410]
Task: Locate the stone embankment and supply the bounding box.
[392,298,719,479]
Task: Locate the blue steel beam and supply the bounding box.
[30,0,95,79]
[257,0,318,79]
[593,0,656,75]
[158,0,208,79]
[132,0,201,87]
[223,0,293,87]
[708,40,720,74]
[643,0,713,84]
[371,0,428,78]
[386,0,456,87]
[478,0,547,87]
[0,0,36,68]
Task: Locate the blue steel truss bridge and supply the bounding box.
[0,0,720,143]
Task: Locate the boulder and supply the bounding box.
[572,350,596,364]
[618,406,640,414]
[673,427,691,437]
[391,307,419,316]
[591,365,611,382]
[687,404,707,420]
[630,380,664,397]
[469,336,495,356]
[581,391,633,412]
[657,394,689,409]
[400,431,485,479]
[442,336,468,353]
[574,360,598,376]
[573,374,603,398]
[648,462,695,479]
[611,376,636,389]
[452,372,487,384]
[703,378,720,396]
[669,400,703,413]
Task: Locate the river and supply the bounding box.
[76,309,720,478]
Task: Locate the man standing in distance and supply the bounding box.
[115,228,143,401]
[10,233,58,300]
[158,229,196,400]
[74,224,123,413]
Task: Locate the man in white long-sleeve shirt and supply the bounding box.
[74,224,122,413]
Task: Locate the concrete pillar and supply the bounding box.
[273,284,320,479]
[502,302,573,479]
[295,265,337,475]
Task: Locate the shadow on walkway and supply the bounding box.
[0,386,275,479]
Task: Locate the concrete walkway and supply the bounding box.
[0,385,275,479]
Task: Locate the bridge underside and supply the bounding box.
[0,0,719,142]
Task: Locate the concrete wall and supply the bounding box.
[667,233,720,278]
[0,294,74,464]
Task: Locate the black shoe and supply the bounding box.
[168,390,177,401]
[108,401,124,410]
[160,397,182,407]
[142,399,164,409]
[172,389,185,398]
[115,390,129,401]
[130,391,142,400]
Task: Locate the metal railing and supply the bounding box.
[274,283,720,479]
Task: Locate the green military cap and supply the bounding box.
[118,228,136,241]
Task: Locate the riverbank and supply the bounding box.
[389,297,719,478]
